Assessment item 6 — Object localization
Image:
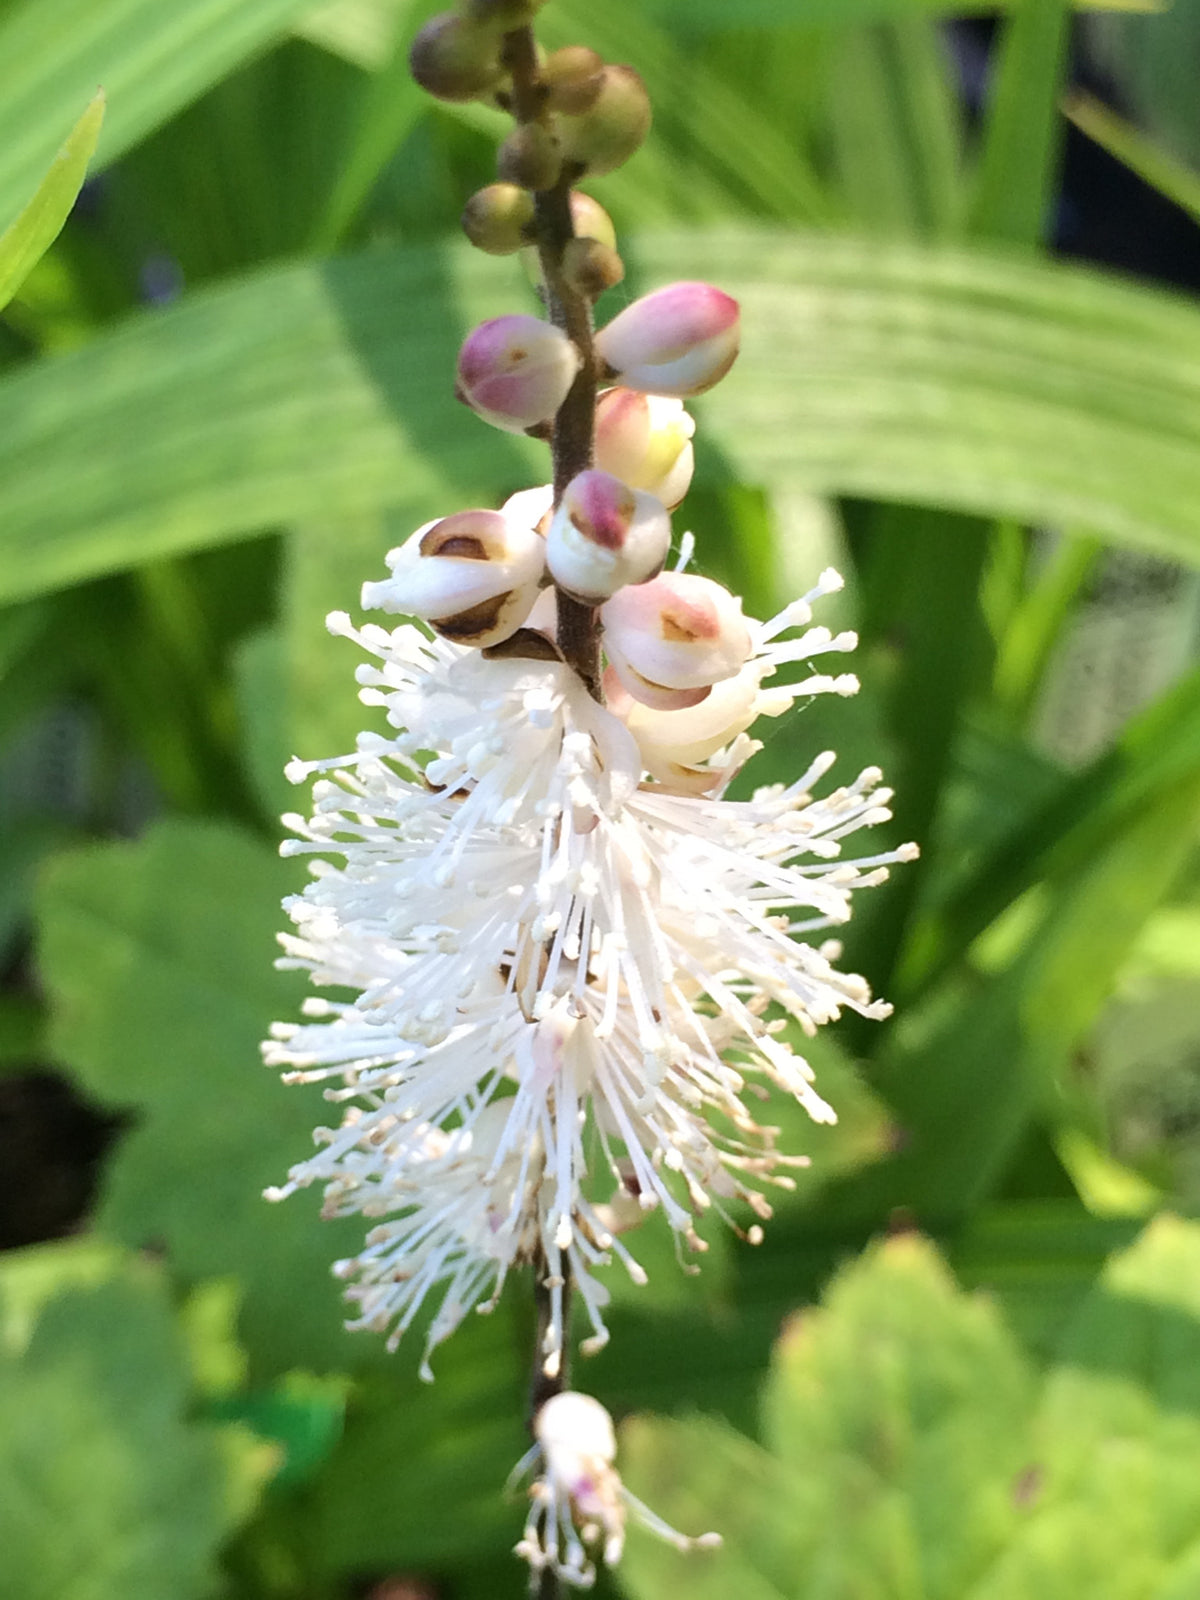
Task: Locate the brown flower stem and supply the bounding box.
[502,25,603,702]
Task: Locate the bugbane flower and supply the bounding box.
[513,1391,719,1588]
[264,568,916,1378]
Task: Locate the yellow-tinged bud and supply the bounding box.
[562,237,625,300]
[542,46,606,114]
[497,123,562,192]
[557,64,651,177]
[594,389,695,508]
[461,183,535,254]
[409,12,503,103]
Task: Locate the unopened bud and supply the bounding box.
[557,64,651,177]
[457,315,582,434]
[542,46,606,114]
[461,182,534,254]
[602,572,752,705]
[409,12,502,103]
[562,237,625,299]
[362,508,545,648]
[595,282,740,397]
[546,470,670,603]
[520,191,617,291]
[569,191,617,251]
[595,389,695,508]
[497,123,562,192]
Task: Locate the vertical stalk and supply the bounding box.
[502,37,589,1598]
[502,26,604,702]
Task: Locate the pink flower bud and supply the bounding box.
[457,315,582,434]
[595,282,739,398]
[594,389,695,508]
[545,469,671,603]
[601,572,752,705]
[362,508,545,647]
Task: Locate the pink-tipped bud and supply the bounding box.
[595,282,740,398]
[362,508,545,648]
[594,390,695,509]
[546,470,671,603]
[602,572,752,705]
[457,315,582,434]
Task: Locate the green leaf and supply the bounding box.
[1064,90,1200,227]
[0,0,328,230]
[0,91,103,310]
[621,1223,1200,1600]
[622,1233,1037,1600]
[6,230,1200,607]
[970,0,1072,246]
[34,818,372,1380]
[0,1240,271,1600]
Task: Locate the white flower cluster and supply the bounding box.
[265,554,915,1380]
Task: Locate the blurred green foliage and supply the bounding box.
[2,0,1200,1595]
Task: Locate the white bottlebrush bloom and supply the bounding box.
[514,1391,720,1588]
[264,571,916,1377]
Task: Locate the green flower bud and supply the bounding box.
[409,12,503,104]
[497,123,563,192]
[568,190,618,251]
[461,183,535,254]
[562,237,625,300]
[557,64,651,177]
[542,46,606,115]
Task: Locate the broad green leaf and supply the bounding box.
[5,230,1200,607]
[35,819,370,1380]
[622,1233,1036,1600]
[0,0,328,230]
[622,1223,1200,1600]
[0,91,103,310]
[763,1234,1035,1599]
[0,1241,271,1600]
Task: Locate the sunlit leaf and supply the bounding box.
[0,91,103,310]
